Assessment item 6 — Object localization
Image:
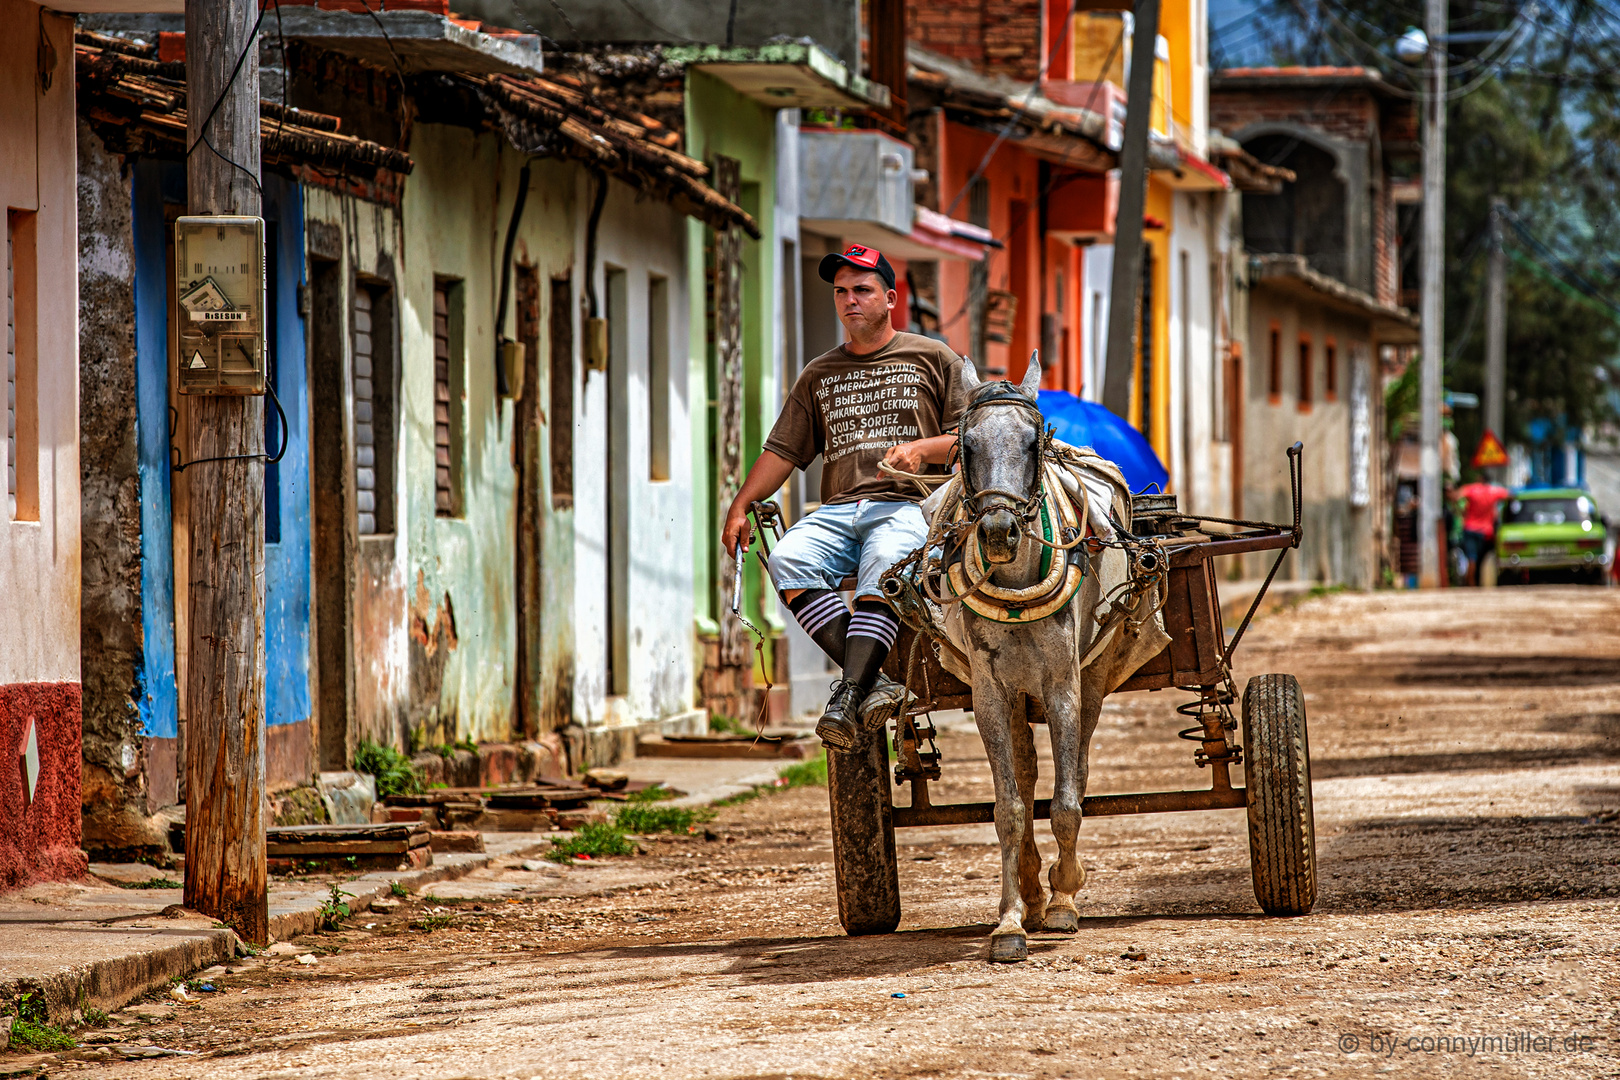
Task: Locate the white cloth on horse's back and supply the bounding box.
[930,440,1169,694]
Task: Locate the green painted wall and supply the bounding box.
[400,123,518,743]
[685,71,780,661]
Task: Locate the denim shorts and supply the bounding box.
[766,500,929,600]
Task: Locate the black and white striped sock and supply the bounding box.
[843,599,900,691]
[785,589,849,666]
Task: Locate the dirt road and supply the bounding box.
[52,589,1620,1079]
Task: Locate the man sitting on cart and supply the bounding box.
[721,244,966,753]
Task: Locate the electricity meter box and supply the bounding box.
[173,216,267,395]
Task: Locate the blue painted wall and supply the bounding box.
[262,177,313,730]
[133,161,182,739]
[132,166,312,737]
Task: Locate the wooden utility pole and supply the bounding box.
[1100,0,1161,421]
[184,0,268,942]
[1417,0,1447,587]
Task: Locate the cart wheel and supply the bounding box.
[1242,674,1317,916]
[826,732,901,935]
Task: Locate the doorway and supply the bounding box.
[309,256,352,770]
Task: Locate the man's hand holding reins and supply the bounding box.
[882,434,957,475]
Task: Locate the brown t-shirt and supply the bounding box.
[764,332,966,505]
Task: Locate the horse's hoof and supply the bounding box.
[989,933,1028,963]
[1042,909,1079,934]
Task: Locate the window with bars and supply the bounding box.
[1324,339,1338,401]
[352,280,395,534]
[432,278,464,517]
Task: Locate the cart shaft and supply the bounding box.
[892,785,1248,828]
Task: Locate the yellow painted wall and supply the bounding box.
[1160,0,1196,139]
[1130,179,1174,462]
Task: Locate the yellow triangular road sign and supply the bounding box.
[1472,429,1509,469]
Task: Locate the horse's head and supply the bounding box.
[957,359,1045,565]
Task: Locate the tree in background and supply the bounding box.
[1215,0,1620,473]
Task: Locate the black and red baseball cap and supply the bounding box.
[818,244,896,290]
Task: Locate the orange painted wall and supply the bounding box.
[934,122,1043,382]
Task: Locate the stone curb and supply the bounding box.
[5,834,555,1025]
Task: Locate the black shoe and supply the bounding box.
[859,673,915,730]
[816,679,870,753]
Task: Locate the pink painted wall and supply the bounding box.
[0,683,86,889]
[0,0,82,889]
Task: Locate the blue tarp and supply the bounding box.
[1035,390,1169,494]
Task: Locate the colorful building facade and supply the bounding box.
[1,0,83,889]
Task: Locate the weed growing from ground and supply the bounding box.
[614,804,713,835]
[713,753,828,807]
[545,821,638,862]
[9,992,75,1051]
[777,754,828,788]
[624,784,679,803]
[708,713,758,736]
[389,880,408,898]
[351,740,422,799]
[117,877,183,890]
[318,884,354,930]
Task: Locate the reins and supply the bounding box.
[880,385,1168,653]
[881,388,1087,613]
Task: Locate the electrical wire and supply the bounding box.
[360,5,412,149]
[171,380,290,472]
[186,0,272,194]
[1503,208,1620,313]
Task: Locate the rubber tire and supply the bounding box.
[826,731,902,935]
[1478,551,1498,589]
[1242,674,1318,916]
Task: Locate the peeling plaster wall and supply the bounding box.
[504,156,577,737]
[303,127,702,756]
[571,176,696,735]
[402,124,517,744]
[303,185,413,750]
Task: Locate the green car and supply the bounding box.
[1489,487,1613,586]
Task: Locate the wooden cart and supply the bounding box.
[760,443,1317,935]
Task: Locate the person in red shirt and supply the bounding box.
[1455,480,1511,584]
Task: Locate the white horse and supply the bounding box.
[926,361,1168,962]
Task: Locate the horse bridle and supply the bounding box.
[955,385,1052,527]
